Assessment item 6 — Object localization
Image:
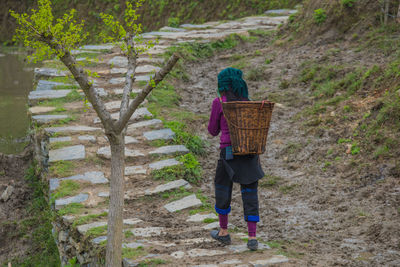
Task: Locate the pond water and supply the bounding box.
[0,51,36,154]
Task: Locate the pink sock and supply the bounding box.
[247,221,257,237]
[219,214,228,229]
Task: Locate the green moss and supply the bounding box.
[260,174,282,187]
[72,212,108,227]
[122,246,146,260]
[86,225,108,238]
[203,218,218,223]
[57,203,84,216]
[49,141,72,150]
[49,161,76,177]
[279,184,297,194]
[52,180,81,199]
[138,259,167,266]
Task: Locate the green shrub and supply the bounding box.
[165,121,206,155]
[341,0,356,8]
[167,17,180,28]
[314,9,327,25]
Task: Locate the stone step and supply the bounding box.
[171,248,227,259]
[80,44,115,50]
[202,222,235,230]
[110,65,161,75]
[112,88,142,95]
[228,243,270,253]
[186,213,217,223]
[29,106,57,114]
[32,114,69,124]
[127,227,164,237]
[108,56,164,68]
[143,128,175,141]
[149,145,189,155]
[49,145,86,162]
[28,89,72,100]
[49,136,72,143]
[124,165,147,176]
[97,146,144,159]
[144,179,190,196]
[77,218,143,235]
[126,119,162,132]
[148,158,181,170]
[34,67,69,78]
[36,80,75,91]
[164,194,202,212]
[50,171,108,191]
[250,255,289,266]
[109,75,150,85]
[78,135,96,143]
[45,125,102,134]
[55,193,89,207]
[93,107,152,124]
[71,49,102,55]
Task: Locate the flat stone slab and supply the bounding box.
[80,44,114,50]
[221,259,242,265]
[141,31,188,39]
[228,243,270,253]
[145,179,189,195]
[32,114,69,124]
[49,145,85,162]
[29,90,72,100]
[149,145,189,155]
[50,171,108,191]
[187,248,226,257]
[92,236,107,244]
[181,238,213,245]
[144,128,175,141]
[78,135,96,142]
[124,218,143,226]
[149,158,181,170]
[29,106,56,114]
[164,194,202,212]
[34,67,68,78]
[94,107,152,123]
[94,87,108,97]
[98,192,109,198]
[129,227,164,237]
[180,23,210,29]
[77,221,107,234]
[49,136,72,143]
[125,136,139,144]
[109,75,151,85]
[125,165,147,176]
[55,193,88,207]
[265,9,297,15]
[97,147,144,159]
[36,80,72,91]
[250,255,289,266]
[104,101,122,110]
[108,56,128,67]
[127,119,162,131]
[160,26,187,32]
[186,213,218,223]
[202,221,235,230]
[113,88,142,95]
[123,242,144,249]
[45,125,102,133]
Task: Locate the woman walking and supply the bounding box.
[208,68,264,251]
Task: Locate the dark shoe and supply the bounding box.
[210,229,231,245]
[247,239,258,251]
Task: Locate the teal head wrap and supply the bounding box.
[217,67,248,98]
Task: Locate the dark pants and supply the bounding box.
[214,179,259,222]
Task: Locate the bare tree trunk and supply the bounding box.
[106,133,125,267]
[397,2,400,23]
[384,0,390,25]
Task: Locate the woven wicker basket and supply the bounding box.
[222,101,274,155]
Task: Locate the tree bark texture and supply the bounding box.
[397,3,400,23]
[384,0,390,25]
[105,133,125,267]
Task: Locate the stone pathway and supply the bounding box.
[29,10,296,267]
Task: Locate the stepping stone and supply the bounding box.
[144,128,175,141]
[147,240,176,247]
[125,165,147,176]
[145,179,189,195]
[123,242,143,249]
[110,68,127,74]
[128,227,164,237]
[187,248,226,257]
[125,136,139,144]
[124,218,143,226]
[97,147,144,159]
[136,65,161,74]
[149,158,181,170]
[110,75,151,85]
[181,238,213,245]
[80,44,114,50]
[36,80,71,91]
[109,77,125,85]
[32,114,69,124]
[49,145,85,162]
[265,9,297,15]
[127,119,162,131]
[93,107,152,123]
[160,26,187,32]
[34,67,68,78]
[55,193,88,207]
[186,213,217,223]
[92,236,107,244]
[45,125,102,133]
[250,255,289,266]
[228,243,270,253]
[149,145,189,155]
[29,106,56,114]
[49,136,72,143]
[28,90,72,100]
[71,49,102,55]
[113,88,142,95]
[123,258,139,267]
[98,192,109,198]
[164,194,202,212]
[77,221,107,234]
[94,87,108,97]
[104,101,122,110]
[180,23,210,29]
[170,251,185,259]
[202,222,235,230]
[221,259,242,265]
[108,56,128,67]
[50,171,108,191]
[141,31,188,39]
[78,135,96,143]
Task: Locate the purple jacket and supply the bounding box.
[208,96,231,149]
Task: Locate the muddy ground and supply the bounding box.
[173,36,400,266]
[0,149,32,264]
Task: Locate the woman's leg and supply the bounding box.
[240,181,259,239]
[214,180,233,236]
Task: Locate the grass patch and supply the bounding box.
[49,161,76,177]
[57,203,84,216]
[72,212,108,227]
[52,180,81,199]
[49,141,72,150]
[260,174,282,187]
[86,225,108,239]
[37,90,82,108]
[279,184,297,194]
[203,218,218,223]
[165,121,206,155]
[138,259,167,266]
[122,246,147,260]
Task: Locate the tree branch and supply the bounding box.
[120,34,137,118]
[116,53,180,133]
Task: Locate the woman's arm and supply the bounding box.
[208,98,221,136]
